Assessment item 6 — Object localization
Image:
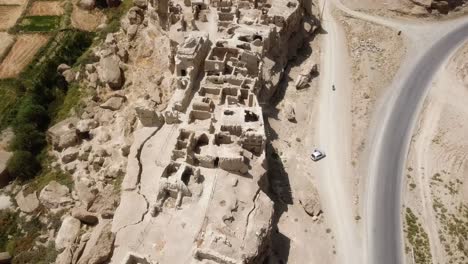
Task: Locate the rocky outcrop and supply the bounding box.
[135,100,164,127]
[72,207,99,225]
[15,189,39,213]
[78,0,95,10]
[77,222,115,264]
[97,55,123,89]
[56,216,81,250]
[298,188,322,218]
[48,118,80,151]
[100,96,125,111]
[39,181,73,209]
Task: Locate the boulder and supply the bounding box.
[298,189,322,217]
[39,181,73,209]
[55,216,81,250]
[133,0,147,8]
[135,101,164,127]
[76,119,99,134]
[77,223,115,264]
[0,194,11,210]
[0,252,11,264]
[283,103,296,122]
[78,0,95,10]
[0,151,12,188]
[62,69,75,83]
[62,148,79,164]
[15,190,39,213]
[57,64,71,74]
[47,118,79,151]
[98,56,123,89]
[100,96,124,111]
[72,208,99,225]
[410,5,428,15]
[55,246,74,264]
[75,180,97,209]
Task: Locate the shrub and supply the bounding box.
[6,151,41,181]
[10,124,46,153]
[14,100,49,131]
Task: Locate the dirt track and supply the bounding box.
[28,1,64,16]
[0,34,49,79]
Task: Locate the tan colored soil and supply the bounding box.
[71,1,104,31]
[0,32,14,61]
[0,5,23,31]
[28,1,65,16]
[0,0,26,5]
[0,34,49,78]
[403,43,468,264]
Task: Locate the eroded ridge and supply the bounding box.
[113,0,307,263]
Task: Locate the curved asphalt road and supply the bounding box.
[367,20,468,264]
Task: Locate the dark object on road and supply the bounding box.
[398,31,402,35]
[332,85,336,91]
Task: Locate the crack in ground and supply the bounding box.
[115,126,163,233]
[243,187,262,240]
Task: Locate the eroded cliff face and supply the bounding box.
[45,0,319,263]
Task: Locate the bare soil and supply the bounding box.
[403,43,468,264]
[28,1,65,16]
[0,32,14,61]
[336,10,406,215]
[71,1,104,31]
[0,5,23,31]
[0,34,49,78]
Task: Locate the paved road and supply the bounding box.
[367,20,468,264]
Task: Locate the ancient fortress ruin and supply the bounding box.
[111,0,307,263]
[44,0,312,263]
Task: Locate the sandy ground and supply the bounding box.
[71,0,104,31]
[342,0,468,19]
[0,34,49,79]
[0,5,23,31]
[0,0,26,5]
[0,32,14,61]
[265,32,338,263]
[335,8,406,223]
[403,43,468,264]
[28,1,64,16]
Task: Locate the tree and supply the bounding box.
[6,151,41,181]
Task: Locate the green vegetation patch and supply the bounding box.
[0,79,21,130]
[17,16,61,32]
[405,207,432,264]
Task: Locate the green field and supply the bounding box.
[17,16,61,32]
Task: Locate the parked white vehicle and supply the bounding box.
[311,149,326,161]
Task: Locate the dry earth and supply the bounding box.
[0,34,49,78]
[403,43,468,264]
[28,1,65,16]
[71,0,104,31]
[336,10,406,217]
[0,5,23,31]
[265,33,338,263]
[0,32,14,61]
[0,0,26,5]
[343,0,468,19]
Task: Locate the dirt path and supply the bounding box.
[314,1,363,263]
